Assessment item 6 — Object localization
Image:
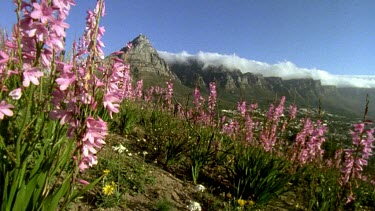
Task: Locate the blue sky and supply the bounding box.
[1,0,375,76]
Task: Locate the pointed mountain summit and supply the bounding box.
[118,34,177,80]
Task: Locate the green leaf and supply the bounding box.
[68,174,105,203]
[1,172,10,211]
[13,172,47,211]
[41,173,72,211]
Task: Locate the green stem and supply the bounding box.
[15,87,33,168]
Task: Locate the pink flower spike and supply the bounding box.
[353,123,365,133]
[9,88,22,100]
[0,100,14,119]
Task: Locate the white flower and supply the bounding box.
[187,201,201,211]
[142,151,148,156]
[9,88,22,100]
[194,184,206,192]
[112,144,126,154]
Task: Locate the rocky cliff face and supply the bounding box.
[166,58,374,118]
[112,34,374,119]
[118,34,177,80]
[168,59,333,97]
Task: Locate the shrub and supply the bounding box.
[228,145,290,205]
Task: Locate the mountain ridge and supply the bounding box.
[114,34,375,119]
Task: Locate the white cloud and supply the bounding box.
[158,51,375,88]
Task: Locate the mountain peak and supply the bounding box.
[117,34,178,80]
[132,34,150,46]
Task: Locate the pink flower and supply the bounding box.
[245,114,256,144]
[80,117,108,171]
[340,122,374,185]
[9,88,22,100]
[79,155,98,172]
[274,96,285,119]
[164,80,173,110]
[26,22,49,42]
[82,117,108,145]
[222,119,240,139]
[53,0,76,19]
[49,100,78,125]
[0,50,9,64]
[193,87,204,111]
[83,0,106,59]
[103,92,121,118]
[51,18,70,37]
[0,100,14,119]
[249,103,258,111]
[77,178,90,185]
[45,32,64,52]
[208,82,217,115]
[237,101,246,117]
[346,193,355,204]
[289,104,297,119]
[30,1,55,24]
[133,80,143,100]
[353,123,365,134]
[55,73,76,91]
[22,64,44,87]
[290,118,327,164]
[49,109,73,125]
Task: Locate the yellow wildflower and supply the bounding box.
[237,199,247,207]
[103,169,110,175]
[226,192,232,198]
[102,182,115,195]
[248,200,255,206]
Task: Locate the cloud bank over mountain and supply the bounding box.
[158,51,375,88]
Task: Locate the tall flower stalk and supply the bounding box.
[260,96,286,152]
[337,96,375,204]
[0,0,128,210]
[339,122,374,203]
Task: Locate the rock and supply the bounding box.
[118,34,178,80]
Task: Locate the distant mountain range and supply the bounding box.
[114,34,375,120]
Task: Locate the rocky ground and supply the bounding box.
[70,134,309,211]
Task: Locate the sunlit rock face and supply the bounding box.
[118,34,178,80]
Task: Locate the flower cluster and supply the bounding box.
[191,87,205,123]
[79,117,108,171]
[112,144,127,154]
[290,118,327,165]
[46,0,139,172]
[260,97,286,152]
[0,0,76,120]
[207,81,217,119]
[188,82,218,125]
[222,119,240,139]
[288,104,298,120]
[340,122,374,185]
[237,101,246,117]
[194,184,206,192]
[187,201,201,211]
[164,79,174,109]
